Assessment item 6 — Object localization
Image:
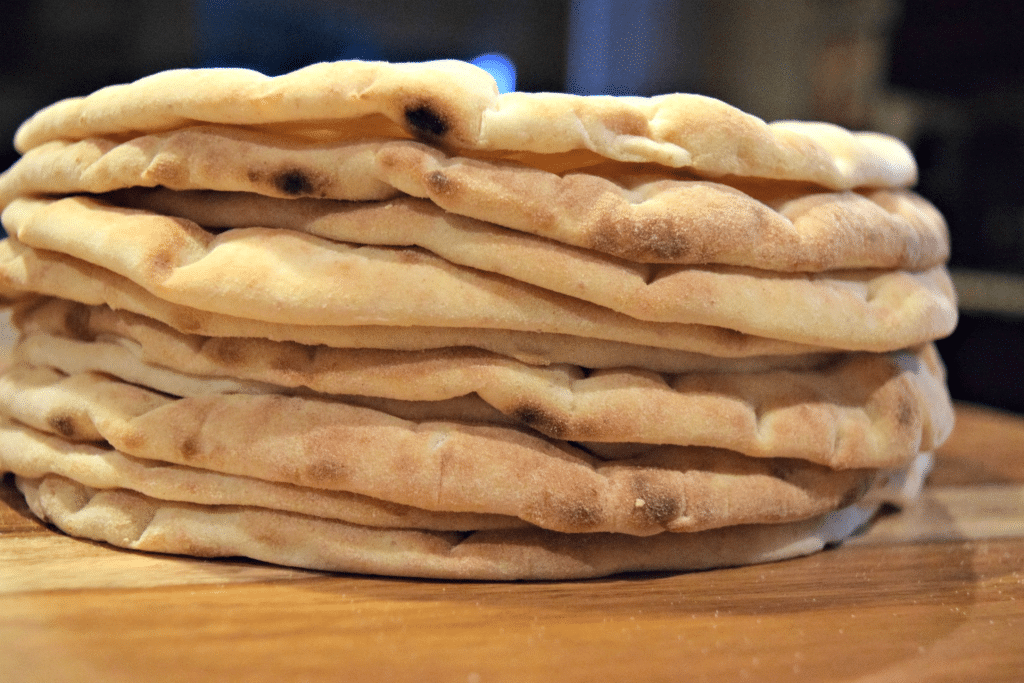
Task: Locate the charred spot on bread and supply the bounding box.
[246,167,325,197]
[404,103,449,140]
[48,414,79,439]
[274,168,316,196]
[510,402,569,439]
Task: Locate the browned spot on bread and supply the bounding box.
[62,303,96,342]
[145,156,187,186]
[544,491,605,531]
[374,144,417,172]
[426,170,457,196]
[179,436,200,461]
[145,218,212,280]
[404,102,449,140]
[171,307,205,333]
[510,402,569,439]
[207,338,246,366]
[268,342,318,373]
[559,503,604,529]
[304,459,347,485]
[631,477,681,526]
[119,430,145,452]
[588,214,691,262]
[48,414,79,439]
[531,482,606,531]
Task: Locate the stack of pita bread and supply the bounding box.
[0,60,955,580]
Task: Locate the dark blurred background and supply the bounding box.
[1,0,1022,413]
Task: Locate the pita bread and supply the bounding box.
[1,198,957,350]
[1,364,884,535]
[107,181,949,272]
[11,60,915,189]
[0,128,945,269]
[0,416,526,531]
[0,56,955,580]
[12,469,919,579]
[17,298,836,375]
[0,292,823,379]
[12,306,954,468]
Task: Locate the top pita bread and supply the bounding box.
[12,60,915,190]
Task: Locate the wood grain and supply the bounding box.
[1,403,1023,683]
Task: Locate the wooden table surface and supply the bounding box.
[1,402,1022,683]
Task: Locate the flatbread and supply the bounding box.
[13,466,925,579]
[0,288,824,376]
[0,364,881,535]
[0,129,945,269]
[17,298,836,375]
[13,306,954,468]
[0,56,951,581]
[0,416,526,531]
[107,181,949,272]
[11,59,916,189]
[1,198,958,350]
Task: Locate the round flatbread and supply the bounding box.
[108,184,948,273]
[12,303,954,469]
[11,467,922,580]
[1,198,958,351]
[0,130,945,269]
[1,364,882,535]
[0,416,527,531]
[12,59,916,189]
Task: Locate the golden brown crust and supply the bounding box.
[1,198,957,351]
[13,473,909,579]
[0,417,528,531]
[106,175,949,273]
[0,130,943,270]
[1,365,880,535]
[12,60,915,189]
[0,57,954,579]
[12,301,955,469]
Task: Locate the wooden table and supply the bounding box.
[1,402,1022,682]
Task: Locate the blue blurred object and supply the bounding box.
[196,0,382,75]
[470,52,517,93]
[565,0,701,96]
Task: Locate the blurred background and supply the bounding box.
[1,0,1022,412]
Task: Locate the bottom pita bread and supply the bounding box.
[14,468,920,580]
